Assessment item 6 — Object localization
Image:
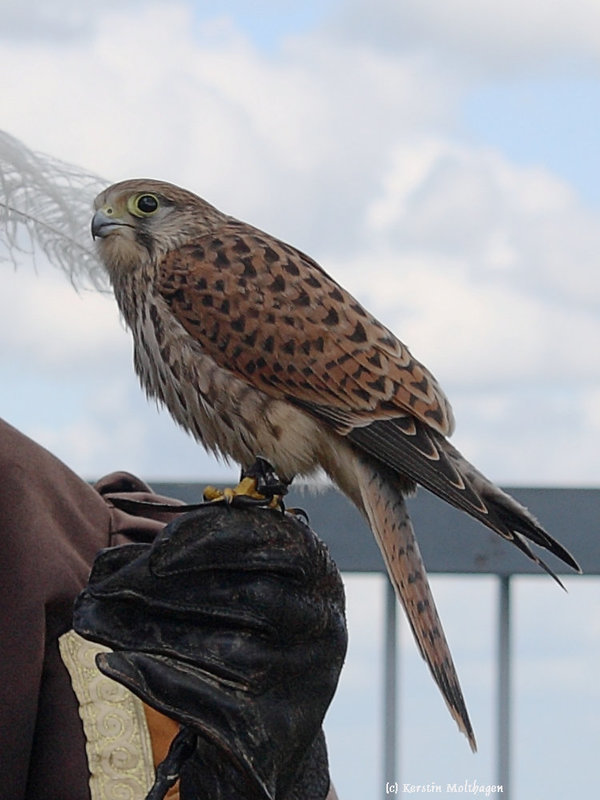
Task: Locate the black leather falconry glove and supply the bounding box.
[73,502,347,800]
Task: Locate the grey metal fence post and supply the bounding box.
[383,579,398,797]
[497,575,512,797]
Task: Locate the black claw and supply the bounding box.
[286,507,310,526]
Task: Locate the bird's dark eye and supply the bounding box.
[128,193,160,217]
[137,194,158,213]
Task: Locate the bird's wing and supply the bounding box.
[157,221,455,436]
[347,416,581,578]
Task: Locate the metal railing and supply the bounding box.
[151,482,599,798]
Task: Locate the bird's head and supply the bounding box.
[92,179,226,278]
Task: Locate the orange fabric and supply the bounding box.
[143,703,181,799]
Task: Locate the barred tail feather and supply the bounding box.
[353,456,477,752]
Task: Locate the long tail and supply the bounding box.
[353,455,477,752]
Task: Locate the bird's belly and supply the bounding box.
[132,319,323,481]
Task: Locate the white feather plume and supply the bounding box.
[0,130,109,290]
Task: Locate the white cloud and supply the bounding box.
[0,0,147,40]
[582,388,600,434]
[331,0,600,75]
[363,139,600,299]
[0,266,123,374]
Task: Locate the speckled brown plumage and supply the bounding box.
[92,178,581,752]
[157,228,454,436]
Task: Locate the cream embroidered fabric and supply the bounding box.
[59,630,155,800]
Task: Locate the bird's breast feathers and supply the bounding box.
[126,285,328,480]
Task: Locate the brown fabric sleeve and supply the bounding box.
[0,418,112,800]
[94,470,186,546]
[0,421,181,799]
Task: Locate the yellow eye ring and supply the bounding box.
[127,193,160,217]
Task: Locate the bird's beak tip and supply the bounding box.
[91,210,106,240]
[91,209,124,240]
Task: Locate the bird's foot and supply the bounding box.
[203,457,289,510]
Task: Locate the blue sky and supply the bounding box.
[463,76,600,206]
[0,1,599,797]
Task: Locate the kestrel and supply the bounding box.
[92,179,580,750]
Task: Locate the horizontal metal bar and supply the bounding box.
[149,483,599,576]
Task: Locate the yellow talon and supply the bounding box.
[202,485,224,502]
[233,476,263,499]
[203,476,282,507]
[203,458,288,509]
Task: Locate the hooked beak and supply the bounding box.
[91,209,129,240]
